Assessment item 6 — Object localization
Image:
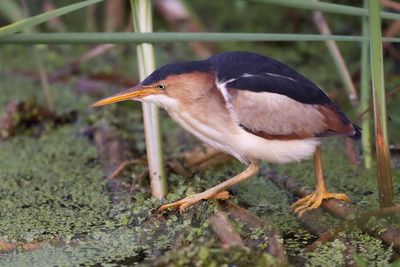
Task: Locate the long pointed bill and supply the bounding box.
[91,85,159,107]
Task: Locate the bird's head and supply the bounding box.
[91,60,213,110]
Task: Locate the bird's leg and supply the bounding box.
[158,162,259,212]
[291,146,350,217]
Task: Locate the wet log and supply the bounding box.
[0,100,76,142]
[222,201,287,261]
[209,210,246,248]
[0,238,64,254]
[181,144,222,167]
[154,0,215,58]
[267,171,400,253]
[93,125,138,178]
[49,44,116,83]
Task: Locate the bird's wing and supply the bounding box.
[225,88,355,139]
[208,51,332,105]
[210,51,357,139]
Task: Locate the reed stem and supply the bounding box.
[360,0,372,169]
[131,0,166,199]
[368,0,394,207]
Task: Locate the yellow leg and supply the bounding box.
[291,147,350,217]
[158,162,259,212]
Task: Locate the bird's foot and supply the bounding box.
[158,190,230,212]
[291,189,350,217]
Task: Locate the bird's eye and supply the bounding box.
[156,84,166,90]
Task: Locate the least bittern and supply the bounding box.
[92,51,360,216]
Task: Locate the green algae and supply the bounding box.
[0,8,399,264]
[305,230,392,267]
[0,125,110,241]
[0,71,398,266]
[0,228,141,267]
[0,190,216,266]
[274,137,399,212]
[145,241,290,267]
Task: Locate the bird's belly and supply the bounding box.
[168,110,246,161]
[234,129,320,163]
[168,110,319,164]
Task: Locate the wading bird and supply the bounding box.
[92,51,360,216]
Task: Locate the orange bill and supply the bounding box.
[91,85,159,107]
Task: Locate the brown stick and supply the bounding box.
[104,0,126,32]
[107,159,146,180]
[267,171,400,252]
[222,202,287,261]
[209,210,245,248]
[345,138,360,166]
[0,101,77,142]
[93,126,138,178]
[0,238,63,253]
[49,44,116,83]
[154,0,214,58]
[381,0,400,11]
[195,153,233,172]
[42,0,66,32]
[182,144,223,167]
[357,86,400,120]
[166,159,193,179]
[312,6,359,106]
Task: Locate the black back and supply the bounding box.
[142,51,332,105]
[207,51,332,105]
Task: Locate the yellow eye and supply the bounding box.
[156,84,166,89]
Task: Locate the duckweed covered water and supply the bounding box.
[0,43,398,266]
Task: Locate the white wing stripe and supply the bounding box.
[215,79,240,124]
[264,72,297,82]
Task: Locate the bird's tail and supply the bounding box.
[350,124,362,140]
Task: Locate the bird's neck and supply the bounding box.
[141,94,179,111]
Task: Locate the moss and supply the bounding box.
[274,138,389,212]
[145,240,290,267]
[0,228,142,266]
[1,5,400,264]
[305,230,392,267]
[306,239,346,267]
[0,125,110,241]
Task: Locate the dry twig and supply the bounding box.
[267,171,400,252]
[93,126,138,177]
[107,159,146,180]
[154,0,214,58]
[209,210,246,248]
[222,201,287,261]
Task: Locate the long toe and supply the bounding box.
[158,190,230,213]
[291,193,313,209]
[292,191,350,217]
[158,198,188,212]
[293,192,320,216]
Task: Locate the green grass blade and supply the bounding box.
[369,0,394,208]
[251,0,400,20]
[360,0,372,169]
[0,32,370,44]
[3,32,400,44]
[0,0,103,39]
[0,0,24,22]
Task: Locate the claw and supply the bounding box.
[291,190,350,217]
[158,190,230,213]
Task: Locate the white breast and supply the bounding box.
[168,110,247,162]
[233,129,320,163]
[169,109,319,164]
[141,94,320,164]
